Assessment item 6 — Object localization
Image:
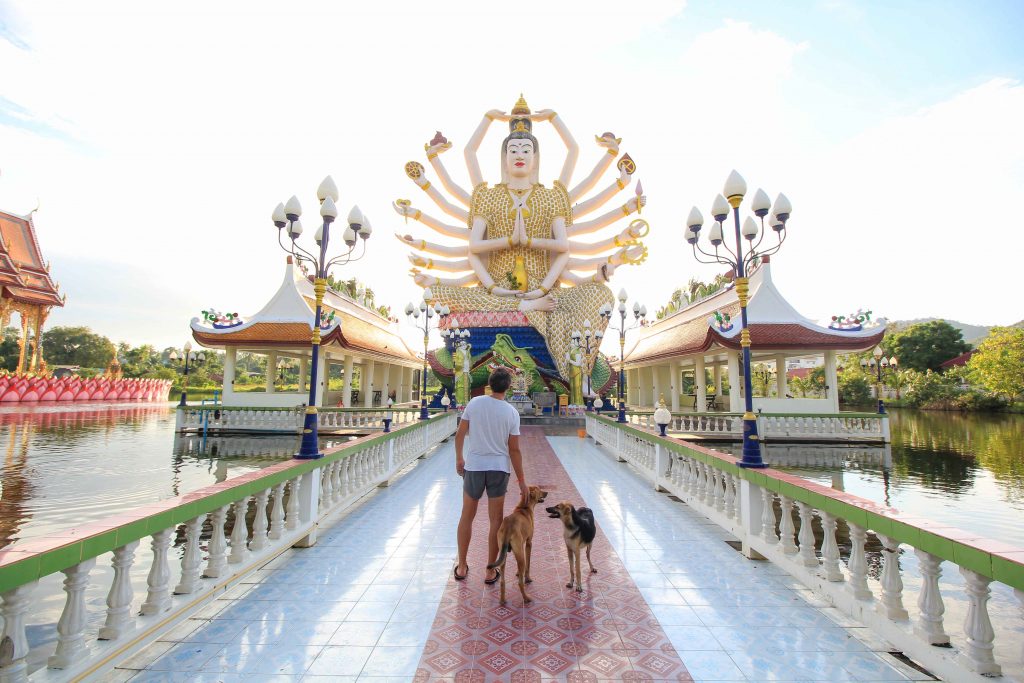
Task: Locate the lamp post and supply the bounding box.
[653,395,671,437]
[405,289,449,420]
[572,320,603,411]
[443,320,470,410]
[169,342,205,407]
[272,175,372,459]
[684,170,793,468]
[599,289,647,423]
[861,346,897,414]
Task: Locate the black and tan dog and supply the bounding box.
[487,485,548,605]
[546,501,597,592]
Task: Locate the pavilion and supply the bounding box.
[0,209,64,374]
[191,257,422,408]
[622,256,884,413]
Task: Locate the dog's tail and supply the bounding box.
[487,542,512,570]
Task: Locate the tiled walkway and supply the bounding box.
[116,428,925,682]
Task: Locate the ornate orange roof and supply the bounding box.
[0,211,63,308]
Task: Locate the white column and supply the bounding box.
[313,347,327,407]
[626,368,637,406]
[342,355,354,407]
[727,350,742,412]
[652,365,663,406]
[363,360,375,408]
[223,347,236,402]
[265,351,277,393]
[713,362,723,397]
[695,355,707,413]
[669,361,680,412]
[405,366,415,403]
[825,350,839,412]
[299,355,308,393]
[775,354,787,398]
[380,363,391,405]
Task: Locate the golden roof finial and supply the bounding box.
[511,93,531,116]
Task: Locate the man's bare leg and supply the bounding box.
[456,492,479,578]
[485,494,505,582]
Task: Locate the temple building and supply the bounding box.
[0,209,64,374]
[191,258,422,408]
[622,256,884,413]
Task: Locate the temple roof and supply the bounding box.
[0,210,63,308]
[191,259,420,365]
[624,258,884,367]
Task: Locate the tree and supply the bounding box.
[655,275,730,320]
[968,326,1024,399]
[885,320,970,373]
[41,326,116,369]
[838,372,873,406]
[0,327,21,371]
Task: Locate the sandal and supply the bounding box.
[453,564,469,581]
[484,568,501,585]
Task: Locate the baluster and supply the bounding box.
[958,569,1001,675]
[228,497,251,564]
[250,489,270,552]
[778,496,798,555]
[819,513,843,581]
[268,482,286,540]
[912,550,949,645]
[796,503,819,568]
[99,541,140,640]
[47,558,97,668]
[331,460,343,503]
[875,534,909,621]
[724,474,736,519]
[285,478,300,530]
[204,505,229,577]
[174,516,204,594]
[0,582,36,682]
[846,524,872,600]
[140,528,173,615]
[696,462,708,503]
[760,489,778,544]
[320,466,333,510]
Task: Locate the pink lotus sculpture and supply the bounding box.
[0,375,173,403]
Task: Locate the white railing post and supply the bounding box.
[250,489,269,551]
[269,482,286,539]
[847,524,873,601]
[294,470,320,547]
[0,582,37,683]
[285,478,300,531]
[47,557,97,669]
[760,488,778,546]
[913,550,949,645]
[959,568,1001,676]
[796,503,819,568]
[99,540,139,640]
[204,505,229,578]
[738,479,764,559]
[819,513,844,582]
[228,497,251,564]
[174,516,204,594]
[779,496,798,556]
[140,528,173,615]
[875,534,909,621]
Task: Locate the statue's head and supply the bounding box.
[501,95,540,184]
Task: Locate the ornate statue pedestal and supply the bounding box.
[508,398,533,415]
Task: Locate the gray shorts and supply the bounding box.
[463,471,510,500]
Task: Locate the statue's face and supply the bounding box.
[505,139,535,179]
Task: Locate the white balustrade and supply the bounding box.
[0,581,36,683]
[204,505,229,578]
[140,529,173,616]
[48,558,97,669]
[174,517,204,594]
[228,497,251,564]
[99,541,139,640]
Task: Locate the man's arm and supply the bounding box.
[508,434,526,503]
[455,418,470,476]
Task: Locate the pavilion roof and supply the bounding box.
[191,258,420,365]
[0,210,63,308]
[623,258,884,367]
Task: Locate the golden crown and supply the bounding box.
[511,93,531,116]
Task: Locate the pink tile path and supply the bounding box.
[415,427,693,682]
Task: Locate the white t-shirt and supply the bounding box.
[461,395,521,473]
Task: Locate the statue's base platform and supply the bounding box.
[519,414,585,429]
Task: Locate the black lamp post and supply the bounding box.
[405,289,449,420]
[572,319,603,411]
[684,170,792,469]
[442,320,470,411]
[599,289,646,423]
[169,343,205,407]
[271,175,372,459]
[861,346,897,414]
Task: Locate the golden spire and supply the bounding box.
[511,93,531,116]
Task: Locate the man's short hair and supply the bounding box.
[489,368,512,394]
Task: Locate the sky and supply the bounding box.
[1,0,1022,355]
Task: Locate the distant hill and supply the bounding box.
[889,318,1024,346]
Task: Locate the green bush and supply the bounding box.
[903,370,964,409]
[838,372,873,406]
[955,391,1009,412]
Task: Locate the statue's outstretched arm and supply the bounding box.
[410,270,477,288]
[567,195,646,237]
[573,168,631,218]
[425,141,471,207]
[464,110,508,189]
[568,243,646,270]
[569,135,620,202]
[395,233,466,258]
[408,174,469,222]
[567,220,648,255]
[392,201,468,239]
[407,253,471,273]
[534,110,579,189]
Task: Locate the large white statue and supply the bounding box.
[393,95,649,384]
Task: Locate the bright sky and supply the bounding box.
[1,0,1022,354]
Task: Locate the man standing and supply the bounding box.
[454,367,526,583]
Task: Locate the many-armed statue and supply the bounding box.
[394,95,650,406]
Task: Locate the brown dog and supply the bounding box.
[487,485,548,605]
[546,501,598,592]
